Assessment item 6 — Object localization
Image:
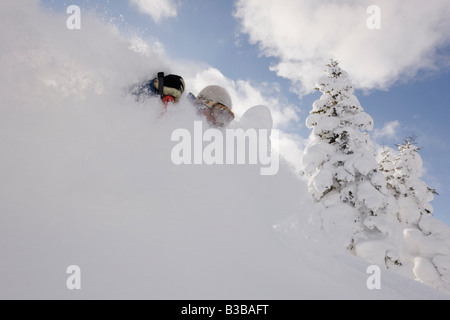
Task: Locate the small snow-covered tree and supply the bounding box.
[301,59,392,250]
[393,137,437,226]
[406,216,450,293]
[377,138,450,292]
[379,146,398,197]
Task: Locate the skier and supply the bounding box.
[131,73,235,127]
[130,72,186,105]
[191,85,235,128]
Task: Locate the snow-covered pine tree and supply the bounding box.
[301,59,392,250]
[379,146,398,197]
[393,137,437,226]
[390,138,450,292]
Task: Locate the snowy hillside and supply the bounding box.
[0,1,448,299]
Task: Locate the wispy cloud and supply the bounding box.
[234,0,450,96]
[373,120,401,141]
[129,0,177,23]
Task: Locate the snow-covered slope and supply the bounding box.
[0,1,448,299]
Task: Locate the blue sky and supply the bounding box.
[40,0,450,224]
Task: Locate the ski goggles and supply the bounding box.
[197,98,235,127]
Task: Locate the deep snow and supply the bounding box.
[0,1,448,299]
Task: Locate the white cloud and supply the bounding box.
[234,0,450,95]
[373,120,401,141]
[129,0,177,23]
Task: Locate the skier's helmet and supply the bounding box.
[197,85,232,110]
